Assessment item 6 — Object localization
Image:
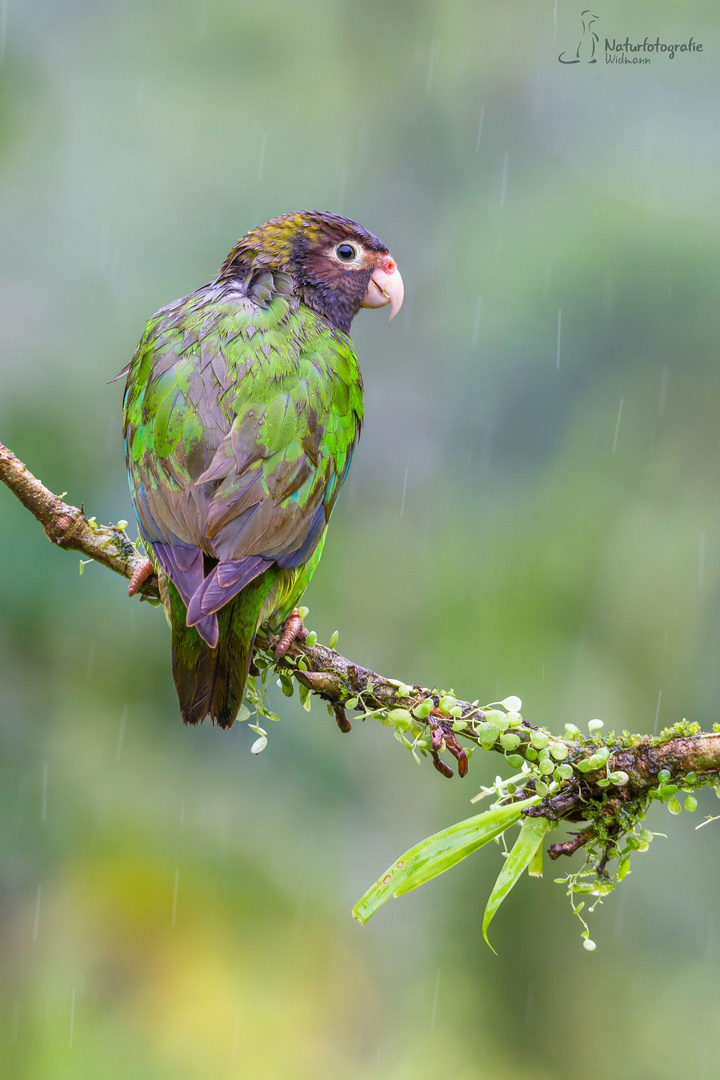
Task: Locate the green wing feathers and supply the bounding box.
[168,571,277,728]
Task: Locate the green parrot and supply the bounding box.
[119,210,403,728]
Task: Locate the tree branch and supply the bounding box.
[0,439,159,598]
[3,438,718,898]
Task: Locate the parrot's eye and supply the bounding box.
[335,243,358,262]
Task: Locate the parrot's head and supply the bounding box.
[218,210,404,334]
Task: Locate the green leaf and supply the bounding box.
[328,630,339,649]
[500,696,522,712]
[278,674,294,697]
[528,841,544,878]
[482,815,553,949]
[387,708,414,729]
[352,796,541,925]
[412,699,434,720]
[477,722,500,747]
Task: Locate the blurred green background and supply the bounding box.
[2,0,720,1076]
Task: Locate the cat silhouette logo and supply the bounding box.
[559,10,599,63]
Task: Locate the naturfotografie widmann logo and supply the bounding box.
[558,11,703,65]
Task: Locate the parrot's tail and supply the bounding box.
[167,571,275,728]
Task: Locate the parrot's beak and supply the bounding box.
[361,255,404,320]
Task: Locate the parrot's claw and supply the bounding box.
[128,557,154,597]
[275,609,305,658]
[428,715,469,779]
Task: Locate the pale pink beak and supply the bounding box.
[361,254,404,320]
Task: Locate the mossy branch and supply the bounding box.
[0,439,159,598]
[2,439,718,937]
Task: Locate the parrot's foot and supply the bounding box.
[275,609,305,658]
[128,557,154,597]
[332,703,352,734]
[429,716,469,779]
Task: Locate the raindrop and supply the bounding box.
[0,0,7,63]
[611,397,623,453]
[402,285,414,335]
[499,151,509,208]
[257,134,267,183]
[33,884,42,942]
[171,869,180,926]
[198,0,210,35]
[471,295,483,347]
[602,272,615,322]
[517,552,530,595]
[653,689,662,735]
[658,367,669,418]
[426,38,440,93]
[338,169,347,214]
[115,705,127,765]
[475,108,485,152]
[400,466,409,517]
[429,968,441,1031]
[98,219,110,273]
[12,774,29,831]
[11,998,20,1040]
[706,914,715,962]
[701,1045,710,1080]
[613,877,628,938]
[231,1010,241,1062]
[69,989,76,1049]
[479,411,497,475]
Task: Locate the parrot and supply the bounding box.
[118,210,403,729]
